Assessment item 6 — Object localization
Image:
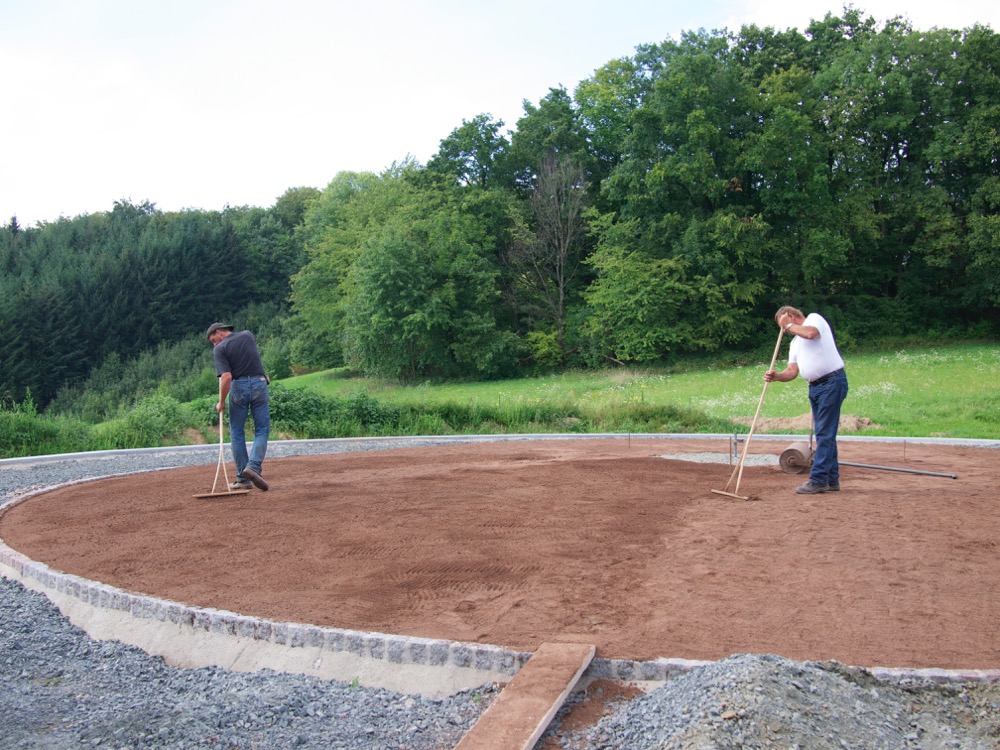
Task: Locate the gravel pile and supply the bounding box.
[542,655,1000,749]
[3,445,1000,749]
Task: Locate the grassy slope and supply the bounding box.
[287,344,1000,440]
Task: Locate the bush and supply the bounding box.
[91,393,191,450]
[525,330,564,367]
[269,383,338,432]
[263,339,293,381]
[0,393,93,458]
[341,392,399,428]
[268,384,403,437]
[397,412,451,435]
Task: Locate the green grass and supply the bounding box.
[288,343,1000,440]
[3,343,997,460]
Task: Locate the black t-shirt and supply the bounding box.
[213,330,265,380]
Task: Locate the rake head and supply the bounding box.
[193,489,251,499]
[711,488,759,502]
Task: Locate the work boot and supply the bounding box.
[242,467,269,491]
[795,481,829,494]
[229,479,252,490]
[827,482,840,492]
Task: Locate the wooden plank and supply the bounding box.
[454,642,595,750]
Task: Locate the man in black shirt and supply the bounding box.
[206,322,271,491]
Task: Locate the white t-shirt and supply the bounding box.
[788,313,845,383]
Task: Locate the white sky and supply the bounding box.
[2,0,996,227]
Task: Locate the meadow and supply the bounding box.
[2,343,997,460]
[290,343,1000,440]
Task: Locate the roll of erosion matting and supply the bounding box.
[779,442,813,474]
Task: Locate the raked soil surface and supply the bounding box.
[2,437,998,671]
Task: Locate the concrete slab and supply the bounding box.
[455,641,595,750]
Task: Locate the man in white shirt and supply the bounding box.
[764,306,849,494]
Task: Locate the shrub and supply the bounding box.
[525,330,564,367]
[91,393,190,450]
[269,382,339,432]
[0,393,93,458]
[340,392,399,428]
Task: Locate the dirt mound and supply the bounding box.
[181,428,208,445]
[732,412,881,433]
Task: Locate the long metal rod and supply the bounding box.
[839,461,957,479]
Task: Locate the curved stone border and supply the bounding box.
[2,434,999,696]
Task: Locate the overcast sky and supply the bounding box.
[3,0,996,227]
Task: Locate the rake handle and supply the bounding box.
[208,380,233,494]
[725,328,785,494]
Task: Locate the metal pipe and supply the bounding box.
[838,461,957,479]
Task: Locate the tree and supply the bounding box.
[585,30,770,351]
[343,184,519,380]
[574,57,651,197]
[425,114,511,190]
[505,154,590,361]
[0,200,268,408]
[582,213,695,363]
[508,87,591,192]
[289,163,521,378]
[921,25,1000,317]
[289,169,408,368]
[0,271,86,404]
[226,186,319,301]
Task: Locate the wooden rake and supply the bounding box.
[194,383,251,499]
[712,328,785,501]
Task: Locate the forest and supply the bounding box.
[2,9,998,413]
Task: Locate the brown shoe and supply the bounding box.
[242,467,269,491]
[795,481,829,494]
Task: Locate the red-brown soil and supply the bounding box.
[2,438,997,670]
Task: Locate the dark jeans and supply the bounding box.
[229,376,270,480]
[809,369,848,486]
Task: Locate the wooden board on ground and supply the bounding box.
[455,641,595,750]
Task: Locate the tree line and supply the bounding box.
[1,193,314,408]
[289,10,999,375]
[2,9,998,411]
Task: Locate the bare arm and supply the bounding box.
[786,322,819,339]
[765,362,800,383]
[777,312,819,340]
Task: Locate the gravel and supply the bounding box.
[0,577,497,749]
[542,655,1000,749]
[3,444,1000,749]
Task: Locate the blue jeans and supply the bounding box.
[809,370,848,486]
[228,376,270,480]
